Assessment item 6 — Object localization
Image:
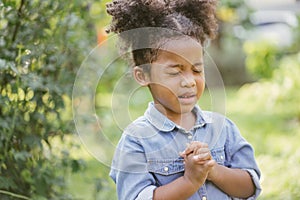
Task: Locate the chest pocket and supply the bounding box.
[147,158,184,186]
[211,147,226,165]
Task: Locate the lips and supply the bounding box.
[178,94,196,98]
[178,92,197,105]
[178,92,196,99]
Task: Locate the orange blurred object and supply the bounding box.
[97,27,108,44]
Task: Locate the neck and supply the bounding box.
[172,112,196,131]
[154,104,196,130]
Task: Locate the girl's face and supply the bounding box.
[148,37,205,117]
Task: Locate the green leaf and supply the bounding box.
[13,151,31,162]
[0,177,17,190]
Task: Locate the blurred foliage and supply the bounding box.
[1,0,298,199]
[217,0,251,24]
[239,52,300,119]
[226,87,300,200]
[291,15,300,53]
[241,14,300,119]
[243,13,300,80]
[0,0,106,199]
[237,12,300,197]
[243,41,279,79]
[207,0,255,85]
[210,2,300,198]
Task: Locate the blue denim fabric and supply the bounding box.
[110,102,261,200]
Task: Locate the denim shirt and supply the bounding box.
[110,102,261,200]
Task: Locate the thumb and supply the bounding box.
[206,159,216,168]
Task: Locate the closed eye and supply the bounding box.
[192,63,204,74]
[193,69,203,73]
[165,64,182,75]
[168,71,181,76]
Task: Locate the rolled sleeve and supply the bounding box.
[243,169,262,200]
[136,185,157,200]
[230,169,261,200]
[110,170,157,200]
[226,119,262,200]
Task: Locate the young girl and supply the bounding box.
[106,0,261,199]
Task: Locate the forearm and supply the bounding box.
[208,164,255,198]
[153,176,201,200]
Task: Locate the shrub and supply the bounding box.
[0,1,98,199]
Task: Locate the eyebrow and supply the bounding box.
[166,62,203,69]
[193,62,204,67]
[166,64,184,69]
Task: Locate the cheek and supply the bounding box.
[150,83,177,97]
[196,74,205,83]
[149,75,178,92]
[196,77,205,92]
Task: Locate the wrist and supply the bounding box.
[183,167,209,188]
[182,175,202,191]
[207,163,220,182]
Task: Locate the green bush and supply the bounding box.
[243,40,279,79]
[0,1,100,199]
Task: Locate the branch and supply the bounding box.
[0,190,30,200]
[11,0,26,43]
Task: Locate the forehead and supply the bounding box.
[156,37,203,63]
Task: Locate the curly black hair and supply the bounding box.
[106,0,218,68]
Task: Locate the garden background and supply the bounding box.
[1,0,300,199]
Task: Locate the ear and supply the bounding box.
[133,66,150,86]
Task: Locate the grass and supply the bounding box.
[68,86,300,199]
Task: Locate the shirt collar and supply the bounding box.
[144,102,212,132]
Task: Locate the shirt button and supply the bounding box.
[202,196,207,200]
[164,166,169,172]
[188,135,193,140]
[220,155,224,160]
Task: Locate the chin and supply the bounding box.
[179,105,195,114]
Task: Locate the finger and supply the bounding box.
[187,142,208,155]
[181,142,195,156]
[193,152,212,162]
[194,147,210,155]
[191,142,208,154]
[193,153,208,161]
[180,144,196,157]
[179,151,187,158]
[182,142,210,158]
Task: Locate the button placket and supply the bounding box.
[198,183,208,200]
[182,129,193,140]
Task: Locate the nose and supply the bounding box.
[181,72,196,88]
